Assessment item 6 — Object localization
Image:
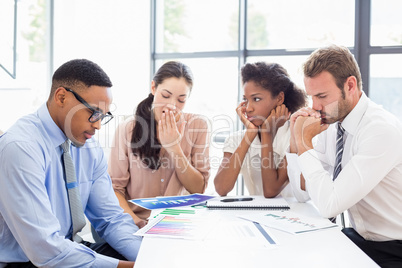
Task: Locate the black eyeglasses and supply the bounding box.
[63,87,114,125]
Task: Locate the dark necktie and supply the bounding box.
[61,140,86,242]
[329,123,345,226]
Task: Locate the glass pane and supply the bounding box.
[247,55,309,94]
[370,54,402,120]
[0,0,49,131]
[156,58,239,195]
[155,0,239,53]
[54,0,151,152]
[371,0,402,46]
[0,0,16,76]
[247,0,355,49]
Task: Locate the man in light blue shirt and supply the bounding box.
[0,59,141,267]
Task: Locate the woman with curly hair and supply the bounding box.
[214,61,308,200]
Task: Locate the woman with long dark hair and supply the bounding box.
[109,61,210,228]
[214,61,308,200]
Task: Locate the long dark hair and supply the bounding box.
[131,61,193,170]
[241,62,307,113]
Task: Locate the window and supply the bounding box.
[247,0,354,50]
[53,0,151,153]
[369,0,402,118]
[155,0,239,53]
[0,0,17,78]
[370,54,402,118]
[370,0,402,46]
[0,0,50,131]
[0,0,151,155]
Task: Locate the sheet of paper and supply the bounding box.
[203,216,278,249]
[134,211,214,240]
[239,210,338,235]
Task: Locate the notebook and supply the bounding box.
[206,195,290,210]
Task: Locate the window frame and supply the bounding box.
[0,0,18,79]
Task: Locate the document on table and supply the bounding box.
[134,208,214,240]
[129,193,215,210]
[203,214,278,249]
[134,206,278,248]
[239,210,338,235]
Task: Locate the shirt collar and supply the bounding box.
[340,91,368,136]
[37,103,67,148]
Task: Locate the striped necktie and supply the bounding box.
[333,123,345,180]
[61,140,86,242]
[329,123,346,225]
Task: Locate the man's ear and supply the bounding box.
[53,87,67,107]
[345,76,358,95]
[277,91,285,106]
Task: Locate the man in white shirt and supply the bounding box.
[286,44,402,267]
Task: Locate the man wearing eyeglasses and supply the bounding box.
[0,59,141,267]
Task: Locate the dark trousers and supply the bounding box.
[5,240,127,267]
[342,227,402,268]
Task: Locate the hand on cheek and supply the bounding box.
[236,102,258,131]
[262,104,290,136]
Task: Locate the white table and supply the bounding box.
[134,199,379,268]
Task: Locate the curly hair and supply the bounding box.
[241,62,307,113]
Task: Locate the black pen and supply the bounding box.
[220,197,254,202]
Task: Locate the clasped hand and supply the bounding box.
[290,107,329,152]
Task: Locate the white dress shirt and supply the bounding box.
[223,121,309,201]
[287,92,402,241]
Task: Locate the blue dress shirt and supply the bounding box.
[0,104,142,267]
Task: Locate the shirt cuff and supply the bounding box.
[285,152,310,203]
[298,149,322,180]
